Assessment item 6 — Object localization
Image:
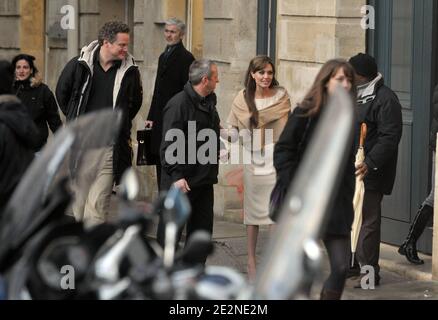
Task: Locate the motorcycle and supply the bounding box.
[0,110,126,299]
[0,109,221,300]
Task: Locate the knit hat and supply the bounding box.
[0,60,14,95]
[349,53,378,79]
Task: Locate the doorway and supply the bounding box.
[368,0,437,253]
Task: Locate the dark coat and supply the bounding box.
[56,41,143,184]
[13,78,62,151]
[274,106,355,237]
[160,83,220,190]
[356,78,403,195]
[147,42,195,163]
[0,95,39,214]
[430,84,438,150]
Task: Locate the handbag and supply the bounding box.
[269,179,287,222]
[136,128,152,166]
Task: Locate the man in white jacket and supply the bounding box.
[56,21,143,225]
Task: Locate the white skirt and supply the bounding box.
[243,164,276,225]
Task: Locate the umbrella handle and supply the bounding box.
[359,123,367,148]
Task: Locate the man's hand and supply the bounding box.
[355,162,368,180]
[145,120,153,129]
[174,178,191,193]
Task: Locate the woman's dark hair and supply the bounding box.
[300,59,356,117]
[11,54,38,78]
[244,55,279,128]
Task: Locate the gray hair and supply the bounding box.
[98,21,130,45]
[165,17,186,34]
[189,59,215,85]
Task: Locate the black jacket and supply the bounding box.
[13,78,62,151]
[0,95,39,214]
[160,83,220,190]
[274,107,355,237]
[430,84,438,150]
[56,41,143,184]
[147,42,195,162]
[356,77,403,195]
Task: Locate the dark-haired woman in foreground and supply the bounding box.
[274,59,356,299]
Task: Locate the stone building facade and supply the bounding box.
[4,0,438,273]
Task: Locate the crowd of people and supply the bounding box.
[3,16,437,300]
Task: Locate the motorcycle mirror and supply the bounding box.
[119,169,140,202]
[161,186,191,269]
[162,186,191,227]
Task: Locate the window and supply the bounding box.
[257,0,277,58]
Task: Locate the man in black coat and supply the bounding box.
[158,59,220,264]
[0,61,39,215]
[348,53,403,285]
[56,21,143,225]
[146,18,195,190]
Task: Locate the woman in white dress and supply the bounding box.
[227,56,291,280]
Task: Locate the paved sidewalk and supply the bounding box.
[208,220,438,300]
[109,198,438,299]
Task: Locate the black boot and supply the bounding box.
[398,205,433,265]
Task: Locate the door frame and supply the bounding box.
[367,0,436,252]
[256,0,277,58]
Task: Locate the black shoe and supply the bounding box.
[404,242,424,265]
[347,266,360,279]
[398,242,407,256]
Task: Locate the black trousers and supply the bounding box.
[157,184,214,264]
[356,190,384,276]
